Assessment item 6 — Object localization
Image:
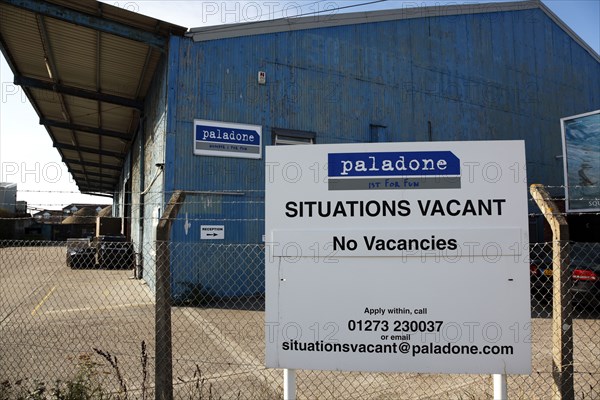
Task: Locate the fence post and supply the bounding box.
[155,191,186,400]
[530,184,573,400]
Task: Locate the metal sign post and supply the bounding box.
[494,374,507,400]
[283,369,296,400]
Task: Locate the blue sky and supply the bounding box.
[0,0,598,210]
[123,0,600,53]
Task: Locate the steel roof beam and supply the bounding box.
[41,118,131,140]
[78,180,115,188]
[79,184,115,192]
[79,186,114,192]
[71,170,118,179]
[3,0,168,51]
[64,159,122,171]
[79,191,114,198]
[55,143,125,159]
[14,76,143,110]
[78,177,116,186]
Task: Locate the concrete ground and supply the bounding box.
[1,245,598,399]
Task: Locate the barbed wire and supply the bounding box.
[0,186,598,222]
[9,184,600,193]
[1,197,598,208]
[1,212,600,222]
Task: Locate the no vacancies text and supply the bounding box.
[333,235,458,252]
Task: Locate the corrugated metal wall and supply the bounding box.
[159,7,599,296]
[129,121,141,250]
[124,57,169,291]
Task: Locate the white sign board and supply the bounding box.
[265,141,531,374]
[194,119,262,159]
[201,225,225,240]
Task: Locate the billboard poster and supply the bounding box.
[561,110,600,212]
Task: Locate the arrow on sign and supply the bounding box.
[201,225,224,240]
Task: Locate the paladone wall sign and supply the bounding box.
[194,119,262,159]
[265,141,531,374]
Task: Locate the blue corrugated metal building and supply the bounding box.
[114,0,600,295]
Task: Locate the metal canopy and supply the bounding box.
[0,0,186,196]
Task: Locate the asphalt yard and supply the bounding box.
[1,245,598,399]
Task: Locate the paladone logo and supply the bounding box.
[328,151,461,191]
[195,125,260,146]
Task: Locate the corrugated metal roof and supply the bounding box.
[187,0,599,63]
[0,0,186,195]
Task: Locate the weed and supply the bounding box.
[176,365,224,400]
[0,353,107,400]
[92,349,127,399]
[1,344,236,400]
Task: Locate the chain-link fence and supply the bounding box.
[1,239,599,399]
